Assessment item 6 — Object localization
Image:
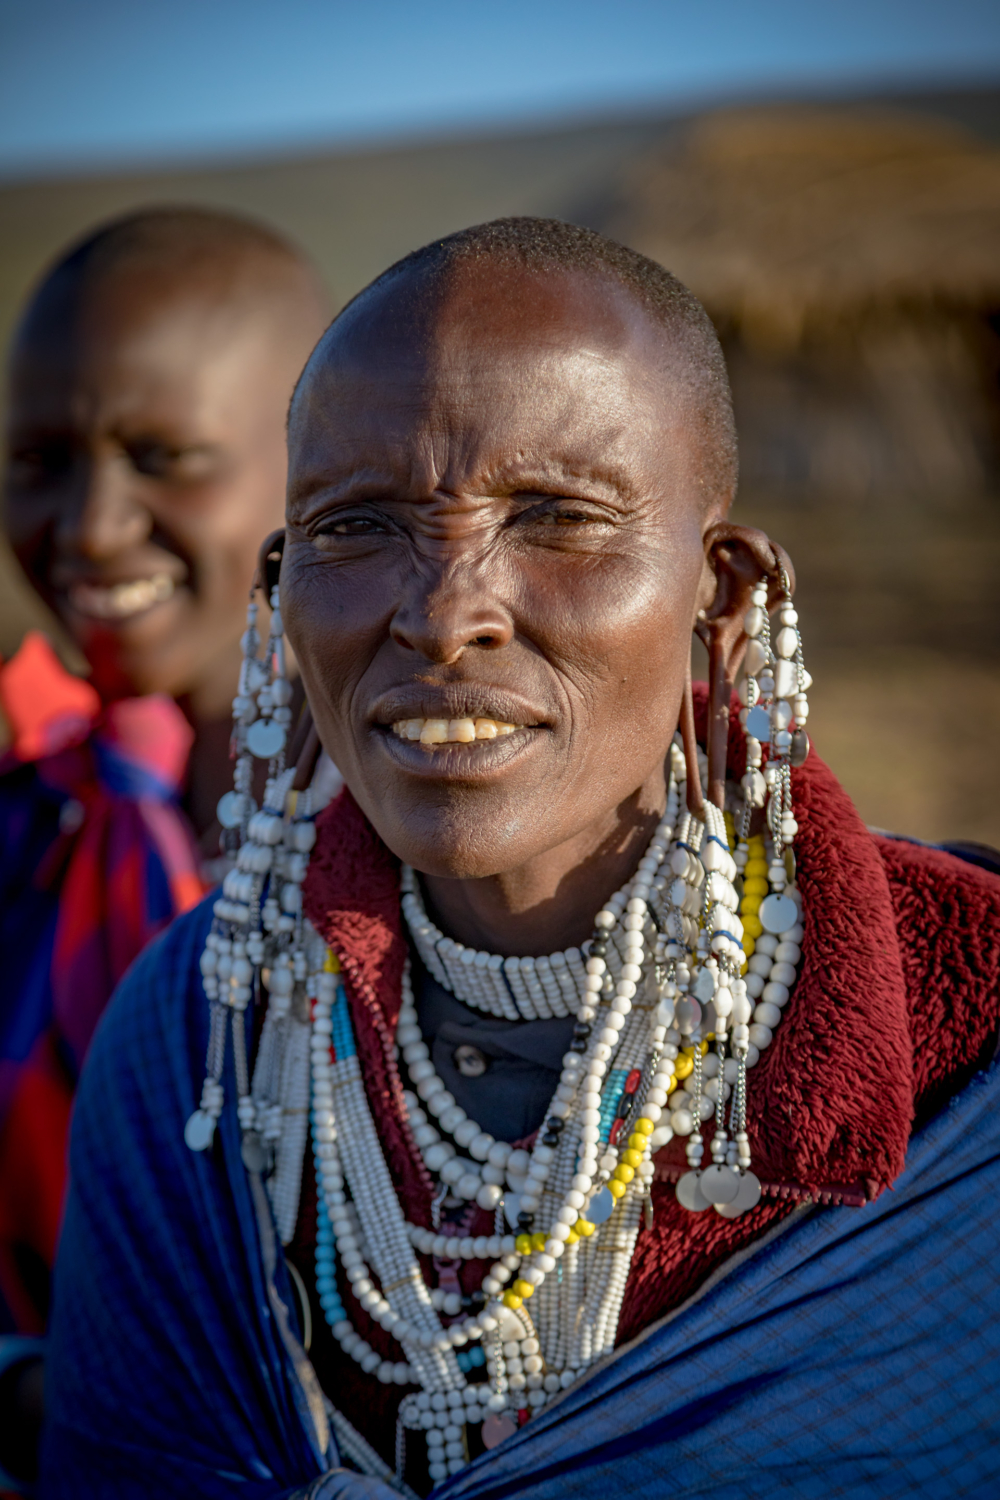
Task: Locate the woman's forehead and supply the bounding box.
[291,261,689,485]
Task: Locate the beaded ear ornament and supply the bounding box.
[184,581,319,1208]
[660,562,810,1215]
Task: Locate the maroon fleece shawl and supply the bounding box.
[301,705,1000,1356]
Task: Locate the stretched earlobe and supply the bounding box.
[697,523,796,809]
[255,528,286,598]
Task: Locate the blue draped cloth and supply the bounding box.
[41,896,1000,1499]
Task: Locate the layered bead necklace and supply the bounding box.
[186,572,811,1488]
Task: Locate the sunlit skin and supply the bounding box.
[284,258,770,955]
[5,253,328,833]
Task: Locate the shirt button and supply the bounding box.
[453,1044,488,1078]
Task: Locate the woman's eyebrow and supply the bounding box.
[483,458,641,505]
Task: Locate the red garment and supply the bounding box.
[0,633,206,1330]
[299,695,1000,1458]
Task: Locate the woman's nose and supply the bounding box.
[57,455,152,561]
[389,567,514,665]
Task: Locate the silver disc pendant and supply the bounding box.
[246,718,286,760]
[700,1163,740,1204]
[675,1171,710,1212]
[184,1109,215,1152]
[759,892,798,935]
[217,790,254,829]
[241,1131,268,1173]
[745,705,771,743]
[714,1170,763,1219]
[587,1186,616,1224]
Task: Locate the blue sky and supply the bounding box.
[2,0,999,176]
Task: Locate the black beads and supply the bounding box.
[517,1211,535,1231]
[570,1039,588,1053]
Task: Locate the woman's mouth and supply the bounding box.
[391,716,519,745]
[67,573,176,622]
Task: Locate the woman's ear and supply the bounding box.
[255,528,286,597]
[696,522,796,809]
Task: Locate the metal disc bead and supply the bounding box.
[184,1109,215,1151]
[675,1171,711,1212]
[759,892,799,935]
[246,718,286,759]
[700,1163,740,1204]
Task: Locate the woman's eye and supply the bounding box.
[126,441,219,481]
[8,441,73,483]
[521,501,608,528]
[322,515,385,535]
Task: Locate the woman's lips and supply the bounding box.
[66,573,176,622]
[391,716,518,745]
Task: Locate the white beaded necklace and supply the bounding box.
[186,570,812,1487]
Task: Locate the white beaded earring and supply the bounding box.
[185,579,317,1169]
[665,563,810,1216]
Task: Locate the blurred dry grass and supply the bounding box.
[1,88,998,844]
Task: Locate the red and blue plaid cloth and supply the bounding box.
[0,632,205,1331]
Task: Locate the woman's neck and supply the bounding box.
[420,775,666,957]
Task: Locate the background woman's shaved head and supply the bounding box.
[340,216,738,512]
[14,204,330,362]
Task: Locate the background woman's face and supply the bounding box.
[5,270,297,710]
[283,260,714,879]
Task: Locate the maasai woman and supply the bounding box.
[41,220,1000,1500]
[0,207,329,1481]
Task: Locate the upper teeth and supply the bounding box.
[392,717,519,744]
[70,573,175,620]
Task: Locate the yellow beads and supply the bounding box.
[575,1218,595,1237]
[674,1053,694,1081]
[502,1291,523,1310]
[633,1117,654,1136]
[607,1178,627,1199]
[512,1279,535,1299]
[515,1233,533,1255]
[621,1148,643,1169]
[613,1163,635,1184]
[627,1132,648,1153]
[743,914,763,939]
[323,951,340,973]
[531,1232,547,1252]
[565,1228,580,1244]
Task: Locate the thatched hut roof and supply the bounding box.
[613,106,1000,348]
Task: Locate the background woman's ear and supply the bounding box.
[696,522,796,808]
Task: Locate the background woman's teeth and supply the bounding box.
[72,573,175,619]
[392,716,520,743]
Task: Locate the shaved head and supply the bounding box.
[13,205,330,370]
[335,216,738,512]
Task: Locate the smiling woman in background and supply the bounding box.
[0,206,329,1364]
